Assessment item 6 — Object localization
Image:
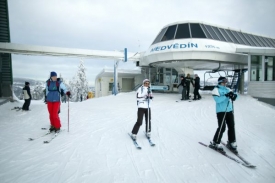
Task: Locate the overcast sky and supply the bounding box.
[8,0,275,86]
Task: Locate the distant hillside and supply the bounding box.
[13,78,45,100]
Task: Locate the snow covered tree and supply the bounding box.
[69,60,89,102]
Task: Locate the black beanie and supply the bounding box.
[218,77,227,83]
[25,82,30,85]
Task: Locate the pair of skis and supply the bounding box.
[29,128,61,143]
[11,107,22,111]
[128,132,155,149]
[199,141,256,168]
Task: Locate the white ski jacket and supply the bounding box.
[136,86,153,108]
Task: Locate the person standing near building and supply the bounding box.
[209,76,238,153]
[185,73,193,100]
[131,79,153,140]
[46,71,71,133]
[177,76,187,100]
[193,74,201,100]
[22,82,32,111]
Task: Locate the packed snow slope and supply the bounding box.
[0,92,275,183]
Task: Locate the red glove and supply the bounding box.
[66,91,71,97]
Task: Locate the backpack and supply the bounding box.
[47,78,64,97]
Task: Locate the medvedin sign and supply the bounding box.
[150,43,198,52]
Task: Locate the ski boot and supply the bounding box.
[55,128,60,133]
[131,134,137,141]
[146,132,151,138]
[49,126,55,133]
[209,141,226,154]
[226,141,238,154]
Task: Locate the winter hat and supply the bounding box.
[143,79,150,84]
[25,82,29,85]
[218,76,227,84]
[50,71,57,77]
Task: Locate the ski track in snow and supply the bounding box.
[0,92,275,183]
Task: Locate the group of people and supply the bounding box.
[177,73,201,100]
[131,75,239,153]
[23,71,238,153]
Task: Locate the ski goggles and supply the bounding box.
[218,78,228,83]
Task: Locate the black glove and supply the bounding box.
[225,91,234,98]
[66,91,71,97]
[231,94,237,101]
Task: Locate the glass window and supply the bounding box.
[160,74,163,83]
[264,38,275,47]
[109,83,113,91]
[152,27,168,44]
[247,34,261,47]
[253,36,265,47]
[201,24,213,39]
[225,30,239,44]
[250,55,262,81]
[270,39,275,47]
[190,23,206,38]
[161,25,177,41]
[231,30,245,44]
[239,32,254,46]
[172,69,178,83]
[212,27,226,41]
[219,28,233,42]
[205,25,220,40]
[258,36,270,47]
[265,57,275,81]
[175,24,190,39]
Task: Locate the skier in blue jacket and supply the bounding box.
[46,71,71,133]
[210,76,238,153]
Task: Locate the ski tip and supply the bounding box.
[244,164,256,168]
[43,141,49,143]
[29,138,34,141]
[137,147,142,149]
[41,128,47,130]
[151,144,156,146]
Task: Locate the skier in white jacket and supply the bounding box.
[131,79,153,140]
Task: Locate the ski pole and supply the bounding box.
[231,99,236,141]
[68,95,69,132]
[147,87,150,134]
[217,100,230,142]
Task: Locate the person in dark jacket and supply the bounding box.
[185,73,193,100]
[192,74,201,100]
[22,82,32,111]
[46,71,71,133]
[177,76,187,100]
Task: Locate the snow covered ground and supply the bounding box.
[0,92,275,183]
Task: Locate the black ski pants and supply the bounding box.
[186,87,190,99]
[213,111,236,144]
[132,108,151,134]
[22,99,31,110]
[193,87,201,99]
[181,87,187,100]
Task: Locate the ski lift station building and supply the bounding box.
[94,21,275,105]
[0,2,274,106]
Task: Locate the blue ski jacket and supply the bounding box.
[211,85,238,113]
[46,80,67,102]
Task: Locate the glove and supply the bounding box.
[231,94,237,101]
[66,91,71,97]
[225,91,234,98]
